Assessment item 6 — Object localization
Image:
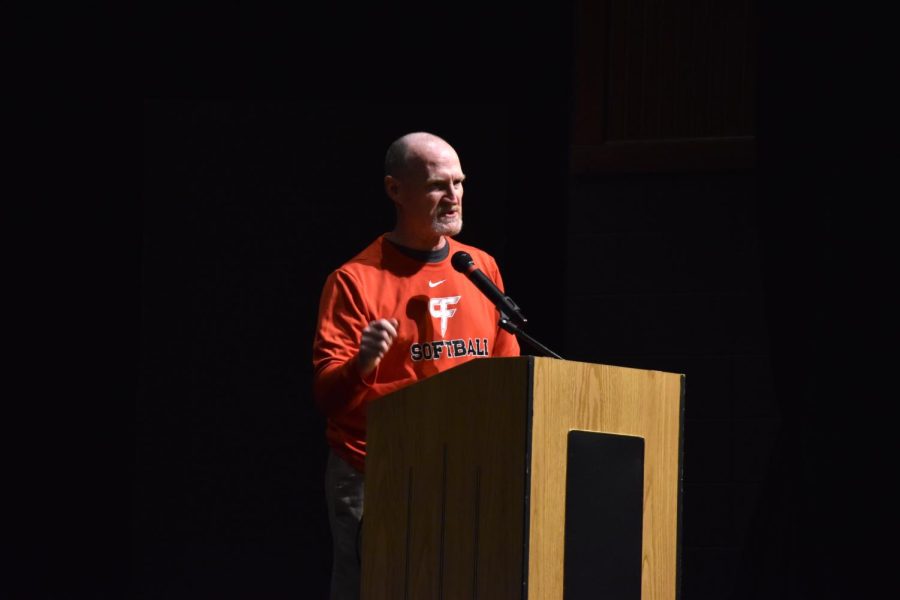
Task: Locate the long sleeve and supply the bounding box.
[312,269,374,418]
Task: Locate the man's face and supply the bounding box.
[393,142,465,239]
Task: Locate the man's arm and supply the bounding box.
[312,270,399,417]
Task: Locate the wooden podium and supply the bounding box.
[361,356,684,599]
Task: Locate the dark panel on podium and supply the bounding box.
[564,430,645,599]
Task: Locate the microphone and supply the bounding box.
[451,251,527,326]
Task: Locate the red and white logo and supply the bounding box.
[429,296,461,337]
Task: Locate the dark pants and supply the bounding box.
[325,449,365,600]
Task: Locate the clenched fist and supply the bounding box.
[357,318,399,376]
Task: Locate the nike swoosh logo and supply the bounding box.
[428,279,446,288]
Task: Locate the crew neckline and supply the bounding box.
[384,236,450,263]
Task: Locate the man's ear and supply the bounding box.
[384,175,402,204]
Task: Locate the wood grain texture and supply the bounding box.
[361,357,531,600]
[527,358,683,600]
[362,356,683,600]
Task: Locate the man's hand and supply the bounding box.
[357,318,399,377]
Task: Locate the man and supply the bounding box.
[312,131,520,599]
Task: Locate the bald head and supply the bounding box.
[384,132,458,180]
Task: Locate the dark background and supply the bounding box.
[15,2,893,599]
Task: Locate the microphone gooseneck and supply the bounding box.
[451,251,526,327]
[451,251,562,359]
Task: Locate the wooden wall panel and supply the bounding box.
[573,0,756,172]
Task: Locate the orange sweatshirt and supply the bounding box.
[312,234,520,472]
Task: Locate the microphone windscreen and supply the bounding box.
[451,251,475,273]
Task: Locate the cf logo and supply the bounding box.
[429,296,462,337]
